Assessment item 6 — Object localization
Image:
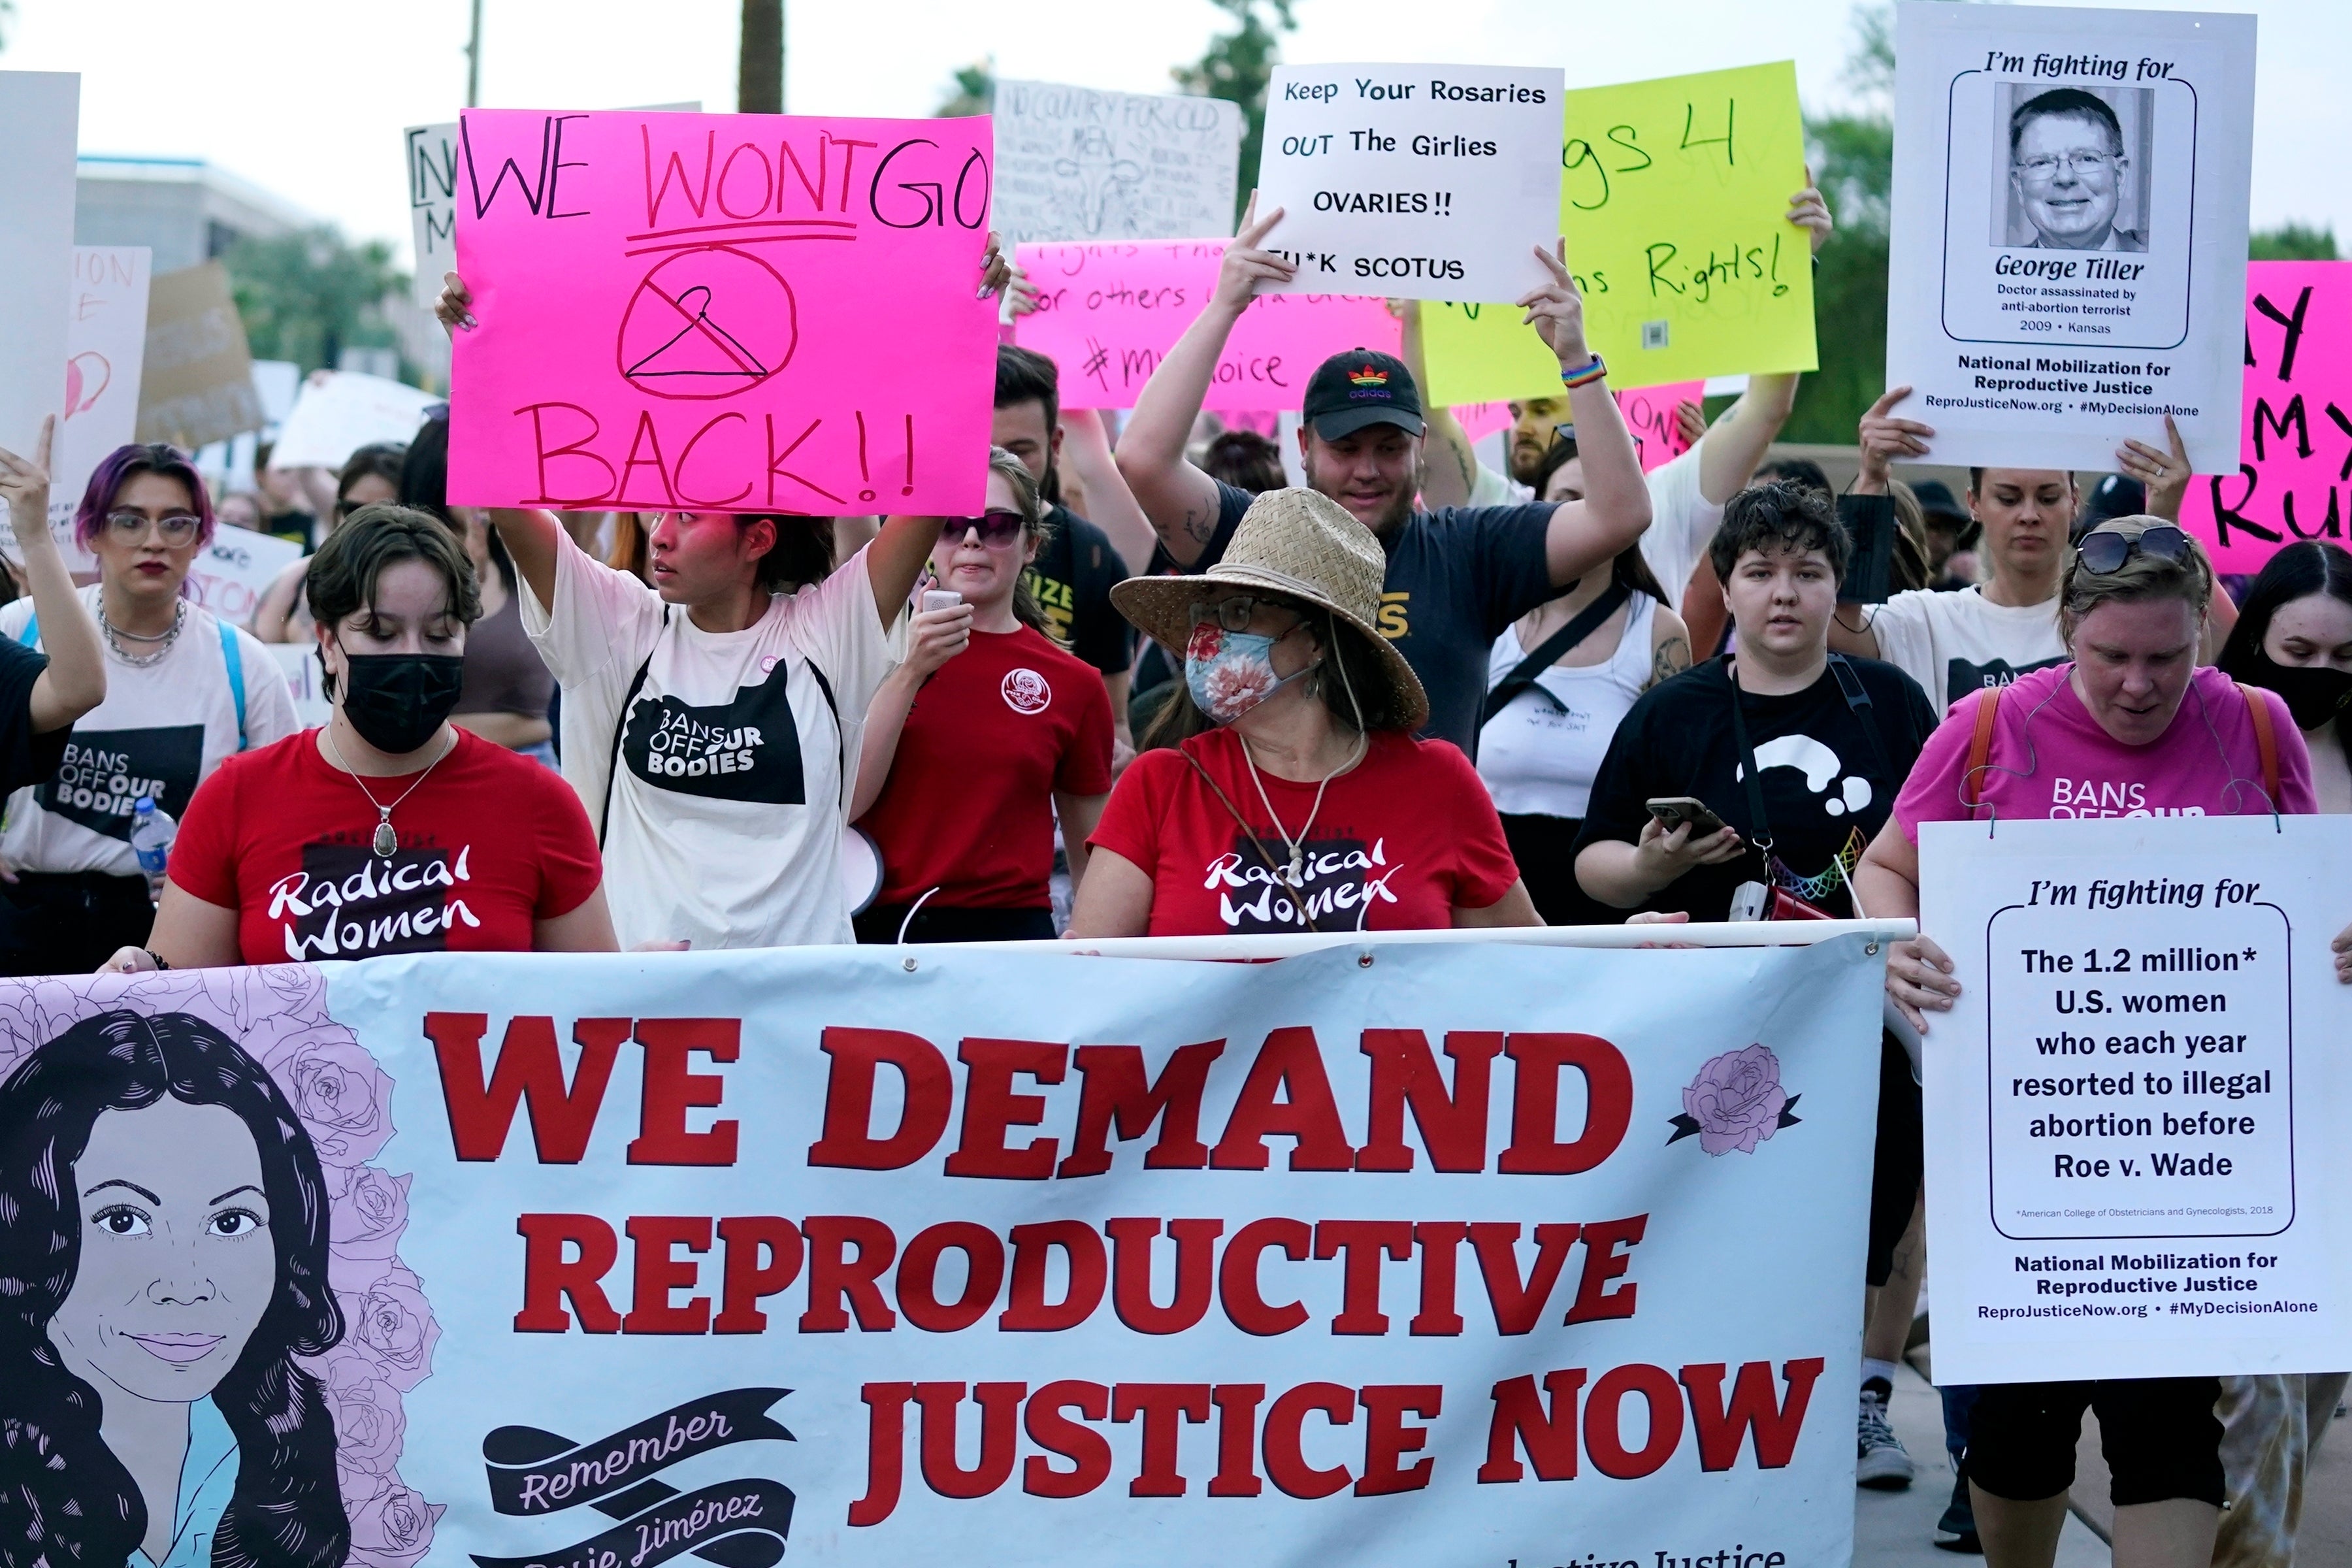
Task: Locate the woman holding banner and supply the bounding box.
[0,440,297,977]
[99,506,613,971]
[1861,516,2346,1568]
[1068,487,1537,938]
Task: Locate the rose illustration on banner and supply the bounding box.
[0,968,444,1568]
[1668,1043,1802,1156]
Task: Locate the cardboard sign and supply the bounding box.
[448,108,1000,516]
[0,930,1887,1567]
[1420,63,1814,402]
[1012,240,1399,410]
[1886,5,2257,473]
[272,370,443,470]
[185,524,304,628]
[1921,817,2352,1382]
[2180,261,2352,572]
[137,261,265,449]
[51,246,153,535]
[992,80,1241,244]
[0,72,79,460]
[1254,65,1565,305]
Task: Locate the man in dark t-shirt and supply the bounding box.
[1113,215,1653,757]
[996,347,1134,756]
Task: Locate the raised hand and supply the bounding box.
[1788,169,1834,256]
[1857,386,1935,488]
[2117,414,2191,521]
[436,272,476,335]
[1211,192,1296,316]
[978,230,1015,299]
[0,417,54,544]
[1517,240,1591,368]
[1674,399,1708,449]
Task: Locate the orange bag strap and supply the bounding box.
[1962,684,2004,817]
[2236,681,2280,806]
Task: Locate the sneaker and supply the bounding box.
[1856,1379,1915,1490]
[1933,1471,1983,1553]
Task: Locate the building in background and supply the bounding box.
[74,154,308,271]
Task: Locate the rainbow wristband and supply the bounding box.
[1559,355,1608,389]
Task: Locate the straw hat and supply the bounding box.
[1111,487,1428,731]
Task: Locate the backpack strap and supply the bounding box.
[1825,653,1897,789]
[16,614,36,649]
[1962,683,2004,818]
[2236,680,2280,806]
[218,617,248,749]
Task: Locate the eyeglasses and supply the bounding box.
[2074,525,2191,576]
[1188,595,1301,634]
[2016,151,2118,183]
[104,512,202,544]
[937,511,1026,548]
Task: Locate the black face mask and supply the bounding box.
[2247,651,2352,732]
[336,653,467,755]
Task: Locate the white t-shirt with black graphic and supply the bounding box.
[0,586,301,877]
[522,541,905,949]
[1862,586,2068,719]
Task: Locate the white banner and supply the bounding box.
[1255,64,1563,304]
[991,80,1242,244]
[271,370,442,472]
[1886,4,2257,472]
[187,524,304,628]
[1920,817,2352,1384]
[51,246,154,545]
[0,932,1888,1568]
[0,72,79,459]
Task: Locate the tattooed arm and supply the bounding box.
[1115,197,1294,568]
[1645,605,1692,691]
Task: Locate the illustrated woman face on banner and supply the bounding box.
[0,1011,350,1568]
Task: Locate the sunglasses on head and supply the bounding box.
[938,510,1026,547]
[2074,524,2190,576]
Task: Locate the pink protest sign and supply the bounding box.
[2181,261,2352,572]
[1452,382,1701,474]
[449,109,998,515]
[1013,241,1398,410]
[1615,380,1705,473]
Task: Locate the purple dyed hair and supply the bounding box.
[71,443,217,555]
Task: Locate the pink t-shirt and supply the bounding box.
[1895,663,2313,838]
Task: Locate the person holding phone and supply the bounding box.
[849,449,1114,943]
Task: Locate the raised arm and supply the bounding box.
[1522,244,1650,587]
[849,601,971,820]
[1056,409,1157,577]
[485,508,565,613]
[1116,197,1295,567]
[0,419,105,730]
[1829,386,1936,661]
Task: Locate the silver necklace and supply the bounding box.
[325,728,458,858]
[1239,730,1365,887]
[101,600,185,667]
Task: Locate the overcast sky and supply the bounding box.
[6,0,2340,267]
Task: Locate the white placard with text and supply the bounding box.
[1254,64,1563,304]
[1920,816,2352,1383]
[1886,5,2256,472]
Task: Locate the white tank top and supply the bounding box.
[1477,593,1656,820]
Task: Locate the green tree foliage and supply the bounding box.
[1171,0,1298,226]
[935,59,994,119]
[2250,223,2338,261]
[222,227,408,378]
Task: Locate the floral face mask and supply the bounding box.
[1184,620,1313,725]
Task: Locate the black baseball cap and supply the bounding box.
[1912,478,1980,547]
[1302,349,1426,440]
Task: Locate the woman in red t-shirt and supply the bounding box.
[1070,487,1537,938]
[101,506,615,970]
[850,449,1115,942]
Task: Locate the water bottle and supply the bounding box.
[130,798,176,890]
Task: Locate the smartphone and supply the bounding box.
[921,589,963,613]
[1646,796,1727,837]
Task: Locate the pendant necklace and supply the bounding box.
[325,728,457,858]
[1240,730,1365,889]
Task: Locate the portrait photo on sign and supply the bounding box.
[1989,82,2155,253]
